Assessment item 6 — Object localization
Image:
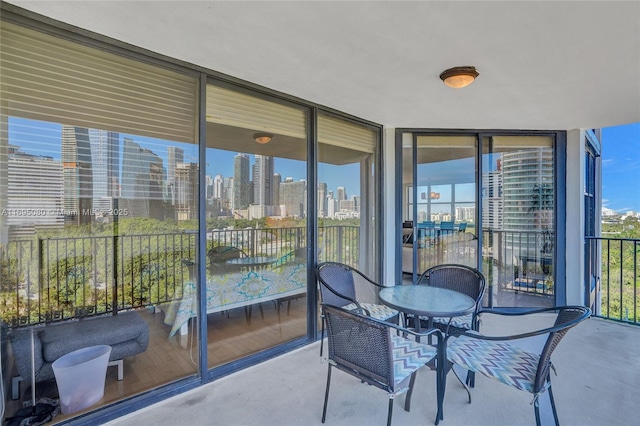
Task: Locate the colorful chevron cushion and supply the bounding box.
[391,335,437,385]
[447,335,540,393]
[431,313,473,329]
[343,302,398,320]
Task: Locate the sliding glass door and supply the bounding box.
[399,130,560,309]
[401,134,478,281]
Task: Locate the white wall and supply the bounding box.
[382,127,397,286]
[565,129,586,305]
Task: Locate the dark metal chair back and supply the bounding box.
[316,262,358,308]
[323,304,393,390]
[418,264,486,322]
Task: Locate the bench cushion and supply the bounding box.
[40,312,148,362]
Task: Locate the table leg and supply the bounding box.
[436,338,447,423]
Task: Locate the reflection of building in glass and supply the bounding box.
[252,154,274,208]
[89,129,119,212]
[501,149,553,232]
[327,193,336,218]
[121,138,166,218]
[272,173,281,207]
[233,153,250,210]
[167,147,184,184]
[62,125,93,225]
[175,162,198,220]
[205,175,214,199]
[456,207,476,223]
[280,178,306,218]
[213,174,223,199]
[482,158,503,230]
[317,182,327,218]
[7,145,64,236]
[223,177,234,213]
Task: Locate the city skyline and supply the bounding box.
[8,117,359,202]
[7,117,640,215]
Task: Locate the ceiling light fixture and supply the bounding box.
[253,132,273,144]
[439,66,479,89]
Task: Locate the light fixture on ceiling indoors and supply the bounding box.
[439,66,479,89]
[253,132,273,144]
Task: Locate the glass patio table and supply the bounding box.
[379,285,475,425]
[225,256,277,270]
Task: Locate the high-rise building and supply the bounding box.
[223,176,234,213]
[272,173,281,207]
[213,174,223,199]
[7,145,64,236]
[121,138,166,218]
[502,149,553,232]
[175,162,198,220]
[167,146,184,184]
[482,158,503,230]
[62,125,93,225]
[280,179,306,218]
[89,129,119,212]
[318,183,327,217]
[327,194,336,218]
[233,153,250,210]
[205,175,214,199]
[336,186,346,202]
[252,155,274,207]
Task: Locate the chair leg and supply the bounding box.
[404,371,417,412]
[387,397,394,426]
[467,370,476,388]
[322,365,332,423]
[534,397,542,426]
[548,382,560,426]
[320,315,325,357]
[452,365,472,403]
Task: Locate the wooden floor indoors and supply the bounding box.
[6,296,308,424]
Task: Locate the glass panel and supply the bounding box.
[317,113,378,276]
[401,133,415,277]
[410,135,478,273]
[0,117,199,414]
[482,135,555,308]
[0,25,200,418]
[204,82,308,369]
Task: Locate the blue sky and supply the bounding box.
[601,123,640,213]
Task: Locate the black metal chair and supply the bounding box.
[416,264,486,335]
[413,264,486,387]
[445,306,591,426]
[316,262,399,356]
[321,304,440,426]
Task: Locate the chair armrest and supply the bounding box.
[479,306,567,317]
[446,306,590,342]
[361,310,442,342]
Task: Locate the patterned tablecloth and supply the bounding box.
[164,261,306,337]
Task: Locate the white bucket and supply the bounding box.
[52,345,112,414]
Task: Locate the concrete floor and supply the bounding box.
[107,315,640,426]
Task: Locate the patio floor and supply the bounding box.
[106,315,640,426]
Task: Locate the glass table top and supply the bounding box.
[379,285,475,317]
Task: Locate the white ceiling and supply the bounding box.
[7,0,640,130]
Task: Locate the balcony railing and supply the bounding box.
[586,236,639,324]
[0,225,359,328]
